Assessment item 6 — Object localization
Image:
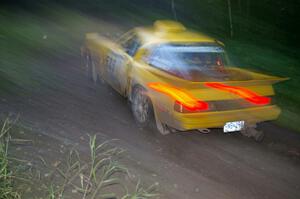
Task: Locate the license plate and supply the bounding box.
[223,121,245,133]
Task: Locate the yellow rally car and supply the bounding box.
[83,20,287,141]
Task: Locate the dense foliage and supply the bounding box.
[3,0,299,47]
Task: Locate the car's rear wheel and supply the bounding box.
[131,86,171,135]
[131,86,153,128]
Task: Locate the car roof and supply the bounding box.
[134,20,219,47]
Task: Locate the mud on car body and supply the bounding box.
[83,20,288,141]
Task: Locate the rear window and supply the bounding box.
[146,43,229,81]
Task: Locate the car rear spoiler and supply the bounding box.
[194,77,289,88]
[147,66,289,88]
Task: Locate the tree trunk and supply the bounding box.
[171,0,178,21]
[246,0,251,19]
[227,0,234,37]
[238,0,242,14]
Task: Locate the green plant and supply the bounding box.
[0,117,157,199]
[121,181,158,199]
[0,118,20,199]
[44,135,158,199]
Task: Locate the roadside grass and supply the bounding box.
[0,117,157,199]
[43,135,157,199]
[0,118,20,199]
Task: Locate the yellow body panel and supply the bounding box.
[84,20,287,131]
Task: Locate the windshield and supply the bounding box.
[147,44,229,81]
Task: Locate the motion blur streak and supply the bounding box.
[205,82,271,105]
[148,82,209,111]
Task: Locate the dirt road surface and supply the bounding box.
[1,21,300,199]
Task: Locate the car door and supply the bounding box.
[105,32,141,95]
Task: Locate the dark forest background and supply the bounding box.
[3,0,300,52]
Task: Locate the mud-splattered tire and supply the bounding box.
[131,86,154,128]
[131,86,171,135]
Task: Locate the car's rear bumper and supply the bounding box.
[171,105,281,131]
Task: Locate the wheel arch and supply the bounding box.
[130,82,157,118]
[129,82,149,102]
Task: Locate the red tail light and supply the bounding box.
[174,100,209,113]
[205,82,271,106]
[148,82,209,112]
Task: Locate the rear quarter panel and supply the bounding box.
[129,61,179,125]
